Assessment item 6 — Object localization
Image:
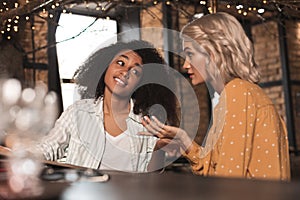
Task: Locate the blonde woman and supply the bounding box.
[141,12,290,181]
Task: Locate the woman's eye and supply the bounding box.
[130,68,141,77]
[186,52,193,59]
[117,60,125,66]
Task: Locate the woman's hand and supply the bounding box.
[140,116,193,152]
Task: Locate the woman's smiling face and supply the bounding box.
[104,50,143,98]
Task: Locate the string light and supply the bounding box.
[236,4,243,10]
[225,1,270,17]
[258,8,265,14]
[0,0,299,41]
[208,7,212,13]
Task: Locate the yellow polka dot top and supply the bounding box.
[183,78,291,181]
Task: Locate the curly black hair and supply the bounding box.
[73,40,179,126]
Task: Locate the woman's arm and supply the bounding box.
[141,116,207,174]
[141,116,193,152]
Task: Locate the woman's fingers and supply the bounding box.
[141,122,159,136]
[144,116,163,133]
[142,116,160,133]
[150,116,179,137]
[141,115,178,139]
[150,116,166,129]
[141,115,192,150]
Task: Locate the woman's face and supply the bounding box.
[104,50,143,98]
[182,41,209,85]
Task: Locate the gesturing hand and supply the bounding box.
[140,116,192,151]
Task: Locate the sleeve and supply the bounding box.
[182,141,208,175]
[248,105,291,180]
[35,105,74,161]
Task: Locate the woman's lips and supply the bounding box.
[188,74,194,79]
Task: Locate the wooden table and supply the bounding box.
[1,145,300,200]
[2,169,300,200]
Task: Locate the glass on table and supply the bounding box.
[0,78,59,197]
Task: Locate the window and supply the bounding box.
[55,13,117,110]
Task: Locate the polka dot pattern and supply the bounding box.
[183,78,290,181]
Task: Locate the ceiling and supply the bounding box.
[0,0,300,30]
[63,0,300,23]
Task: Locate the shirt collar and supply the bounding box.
[95,97,142,123]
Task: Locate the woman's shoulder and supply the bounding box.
[225,78,272,105]
[225,78,255,90]
[226,78,264,93]
[66,98,98,112]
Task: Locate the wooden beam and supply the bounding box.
[209,0,218,13]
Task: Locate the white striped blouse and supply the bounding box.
[35,98,157,172]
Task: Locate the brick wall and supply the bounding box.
[252,21,282,82]
[286,21,300,149]
[286,21,300,81]
[252,19,300,150]
[20,12,49,87]
[251,21,285,118]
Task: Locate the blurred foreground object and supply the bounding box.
[0,78,58,197]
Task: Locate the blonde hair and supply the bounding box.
[180,12,260,84]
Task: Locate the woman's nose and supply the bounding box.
[120,70,130,79]
[182,60,191,70]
